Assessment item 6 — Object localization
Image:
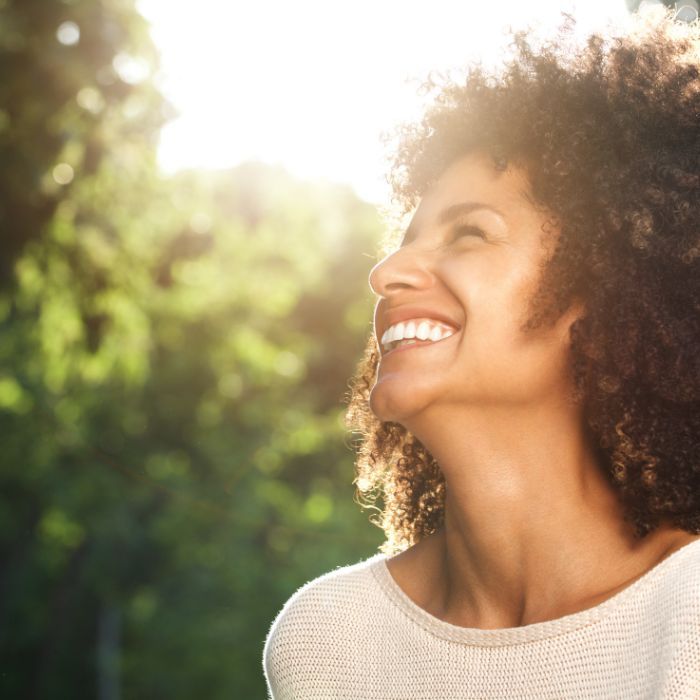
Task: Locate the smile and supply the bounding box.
[380,318,457,353]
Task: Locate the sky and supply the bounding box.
[137,0,635,203]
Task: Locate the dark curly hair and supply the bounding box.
[346,12,700,555]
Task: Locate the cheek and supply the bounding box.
[461,277,529,347]
[459,283,569,387]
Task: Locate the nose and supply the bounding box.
[368,245,436,298]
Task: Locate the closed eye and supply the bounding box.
[451,224,486,241]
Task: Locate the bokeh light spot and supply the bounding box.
[112,52,151,84]
[0,376,30,412]
[76,86,105,114]
[56,21,80,46]
[129,589,158,623]
[274,350,302,378]
[52,163,74,185]
[39,509,85,549]
[303,492,333,523]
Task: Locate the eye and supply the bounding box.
[451,224,486,242]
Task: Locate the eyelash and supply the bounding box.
[451,224,486,241]
[397,223,486,249]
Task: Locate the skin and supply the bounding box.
[368,152,700,629]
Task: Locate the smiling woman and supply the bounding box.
[263,11,700,700]
[368,153,580,424]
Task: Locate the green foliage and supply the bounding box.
[0,1,384,697]
[0,0,166,283]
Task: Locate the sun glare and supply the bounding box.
[138,0,629,203]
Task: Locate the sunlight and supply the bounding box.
[138,0,629,203]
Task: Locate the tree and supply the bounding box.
[0,3,383,697]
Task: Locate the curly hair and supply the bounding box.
[346,12,700,555]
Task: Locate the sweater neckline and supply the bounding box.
[370,537,700,646]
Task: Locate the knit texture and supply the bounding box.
[263,539,700,699]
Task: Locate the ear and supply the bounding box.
[557,298,586,344]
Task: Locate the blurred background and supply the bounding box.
[0,0,693,697]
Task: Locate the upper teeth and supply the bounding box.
[380,318,456,350]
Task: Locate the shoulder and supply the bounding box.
[265,552,387,634]
[637,536,700,664]
[647,537,700,694]
[263,553,388,698]
[656,536,700,619]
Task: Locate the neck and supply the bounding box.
[401,394,678,628]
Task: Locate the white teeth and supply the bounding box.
[380,318,458,351]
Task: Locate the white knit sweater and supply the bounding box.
[263,539,700,699]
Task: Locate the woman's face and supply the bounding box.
[368,152,582,424]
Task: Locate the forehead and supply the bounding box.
[410,151,539,228]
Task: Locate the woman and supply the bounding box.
[264,12,700,699]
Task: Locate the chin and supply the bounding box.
[368,378,430,425]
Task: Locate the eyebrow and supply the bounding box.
[401,201,505,245]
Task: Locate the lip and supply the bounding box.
[375,304,463,356]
